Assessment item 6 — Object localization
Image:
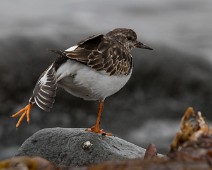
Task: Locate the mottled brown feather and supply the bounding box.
[65,34,132,76]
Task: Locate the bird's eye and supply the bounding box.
[127,36,132,41]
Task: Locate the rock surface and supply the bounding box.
[16,128,146,167]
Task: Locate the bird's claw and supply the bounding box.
[11,103,33,128]
[86,126,112,136]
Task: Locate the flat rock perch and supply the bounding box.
[16,128,146,167]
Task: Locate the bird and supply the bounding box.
[11,28,153,135]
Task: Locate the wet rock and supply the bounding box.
[16,128,146,167]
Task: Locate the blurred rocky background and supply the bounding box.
[0,0,212,159]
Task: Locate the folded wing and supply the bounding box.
[65,34,132,76]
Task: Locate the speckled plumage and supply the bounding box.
[11,28,153,130]
[31,28,153,112]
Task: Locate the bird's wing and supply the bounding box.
[65,34,132,76]
[32,63,57,112]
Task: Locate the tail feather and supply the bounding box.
[32,63,57,112]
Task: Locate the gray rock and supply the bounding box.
[16,128,146,167]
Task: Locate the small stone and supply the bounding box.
[82,141,93,150]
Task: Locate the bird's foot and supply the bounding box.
[86,126,112,136]
[11,103,33,128]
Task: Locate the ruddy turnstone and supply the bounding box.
[11,28,153,135]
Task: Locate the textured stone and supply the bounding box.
[16,128,146,167]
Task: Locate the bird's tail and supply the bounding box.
[32,63,57,112]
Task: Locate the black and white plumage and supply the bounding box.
[12,28,153,131]
[32,64,57,112]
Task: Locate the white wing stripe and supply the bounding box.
[65,45,78,52]
[40,88,50,95]
[35,96,47,105]
[37,93,48,101]
[34,97,46,111]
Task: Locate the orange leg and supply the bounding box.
[86,100,112,136]
[11,103,33,128]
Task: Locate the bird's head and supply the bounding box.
[106,28,153,51]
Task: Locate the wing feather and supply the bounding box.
[64,34,132,76]
[32,64,57,112]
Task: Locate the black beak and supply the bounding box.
[136,41,153,50]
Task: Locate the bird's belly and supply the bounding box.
[57,60,131,101]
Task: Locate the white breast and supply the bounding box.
[55,60,132,101]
